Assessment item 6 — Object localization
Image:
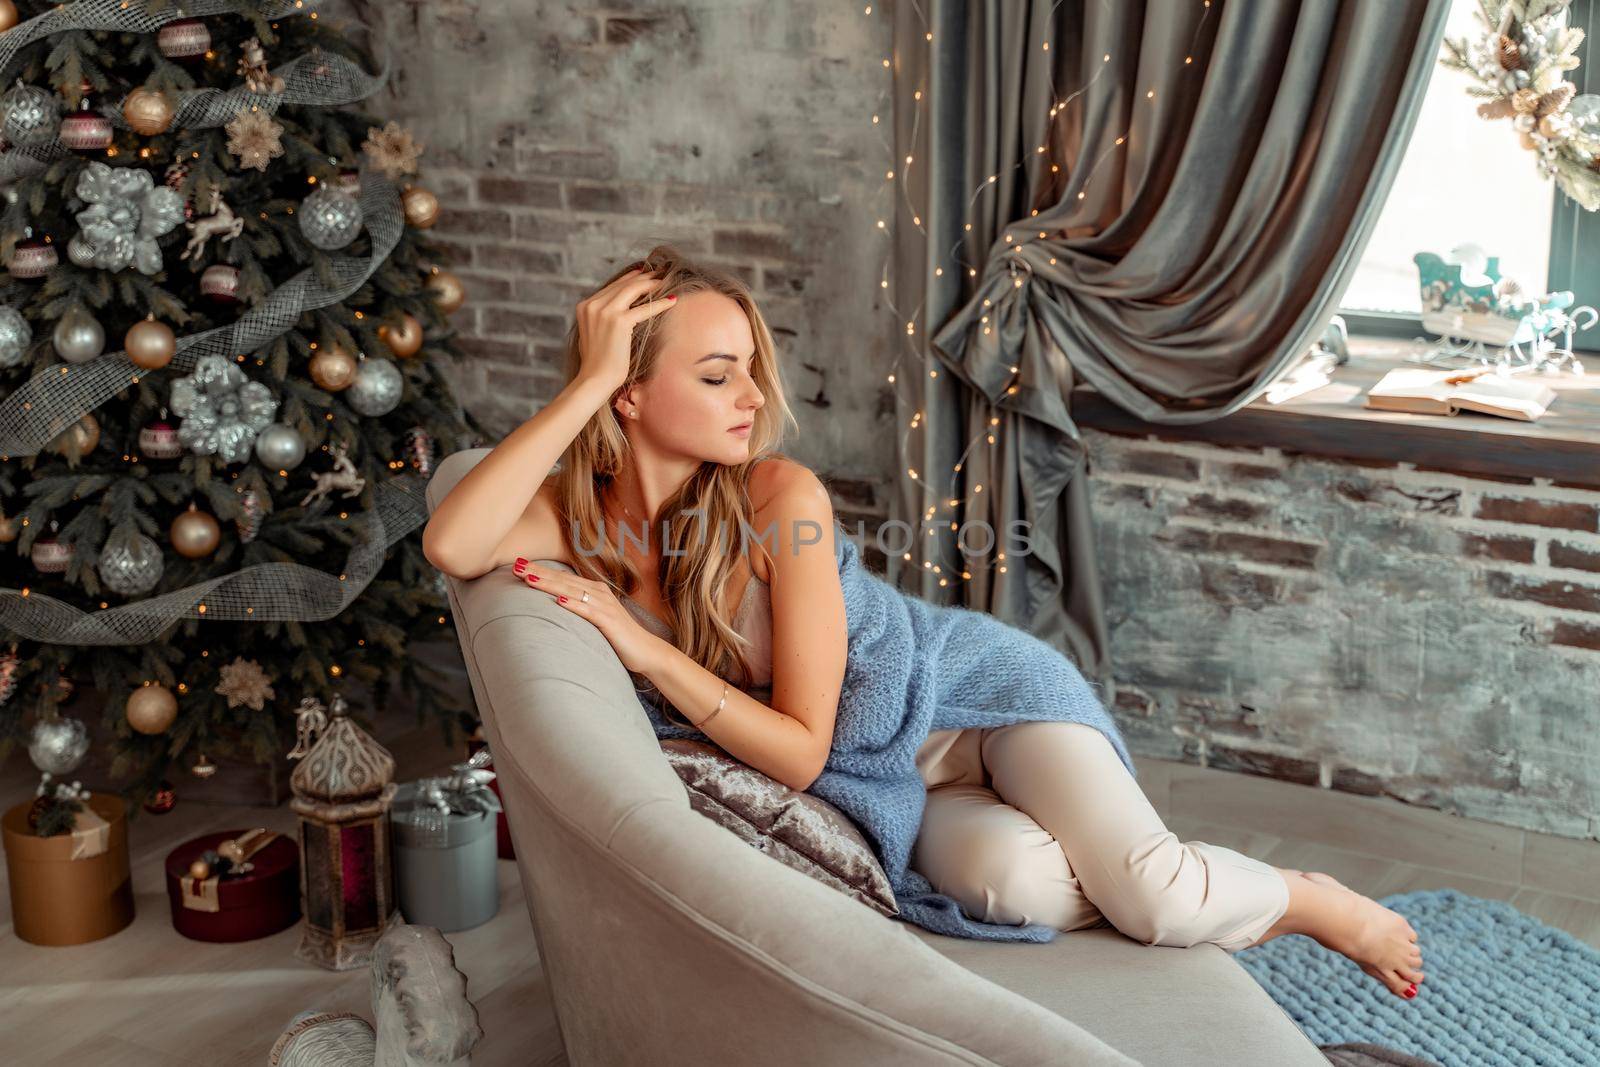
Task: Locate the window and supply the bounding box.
[1340,0,1599,350]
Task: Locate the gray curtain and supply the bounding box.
[887,0,1451,691]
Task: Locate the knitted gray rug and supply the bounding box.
[1237,889,1600,1067]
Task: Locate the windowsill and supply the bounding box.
[1071,336,1600,489]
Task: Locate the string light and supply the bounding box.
[864,1,1211,585]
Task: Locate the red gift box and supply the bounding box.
[164,828,301,942]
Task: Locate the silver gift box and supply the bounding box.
[391,774,501,932]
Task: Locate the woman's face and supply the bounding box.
[620,290,765,465]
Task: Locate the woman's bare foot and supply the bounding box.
[1252,869,1425,999]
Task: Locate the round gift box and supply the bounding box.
[392,784,500,933]
[1,793,136,947]
[164,829,301,942]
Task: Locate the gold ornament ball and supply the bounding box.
[0,513,18,543]
[378,313,424,359]
[426,269,466,315]
[310,344,359,391]
[170,503,221,559]
[401,184,439,229]
[126,318,176,370]
[0,1,17,34]
[189,858,211,880]
[123,87,175,136]
[127,682,178,735]
[50,413,100,460]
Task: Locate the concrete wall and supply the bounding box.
[1087,428,1600,841]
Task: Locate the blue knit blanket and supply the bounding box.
[641,520,1135,942]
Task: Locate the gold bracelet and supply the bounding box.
[696,682,728,729]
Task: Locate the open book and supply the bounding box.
[1364,367,1557,422]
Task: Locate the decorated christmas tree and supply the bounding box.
[0,0,480,811]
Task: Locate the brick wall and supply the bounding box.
[1086,427,1600,841]
[377,0,897,493]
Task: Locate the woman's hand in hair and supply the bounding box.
[575,266,677,393]
[515,559,665,674]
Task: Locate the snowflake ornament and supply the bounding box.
[215,657,275,711]
[361,120,424,180]
[225,108,285,172]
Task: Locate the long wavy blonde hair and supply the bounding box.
[554,243,800,687]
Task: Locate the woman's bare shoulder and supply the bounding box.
[748,455,817,511]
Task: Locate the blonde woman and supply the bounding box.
[423,245,1424,1000]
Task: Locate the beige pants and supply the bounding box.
[910,721,1290,953]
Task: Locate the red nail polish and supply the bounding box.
[529,574,540,582]
[1404,986,1416,998]
[558,595,568,603]
[513,558,527,573]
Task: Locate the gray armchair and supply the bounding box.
[426,447,1326,1065]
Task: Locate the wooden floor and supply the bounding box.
[3,740,1596,1065]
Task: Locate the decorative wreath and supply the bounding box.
[1441,0,1600,211]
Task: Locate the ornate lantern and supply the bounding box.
[288,694,399,970]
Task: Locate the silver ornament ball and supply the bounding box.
[66,234,101,269]
[98,532,164,597]
[254,422,307,470]
[0,304,31,368]
[29,716,90,776]
[299,184,364,251]
[346,357,403,416]
[2,83,60,146]
[53,309,105,364]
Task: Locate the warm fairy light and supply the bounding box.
[330,664,343,677]
[867,14,1207,586]
[197,603,206,614]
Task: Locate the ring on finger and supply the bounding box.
[580,591,590,603]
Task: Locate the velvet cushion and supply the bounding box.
[659,739,900,919]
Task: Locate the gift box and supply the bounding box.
[164,827,301,942]
[391,766,501,932]
[2,793,135,947]
[466,736,515,860]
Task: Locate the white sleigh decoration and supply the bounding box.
[1411,244,1596,375]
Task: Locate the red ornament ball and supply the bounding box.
[8,237,57,280]
[143,779,177,814]
[157,18,210,59]
[59,107,113,152]
[139,420,183,460]
[200,264,240,304]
